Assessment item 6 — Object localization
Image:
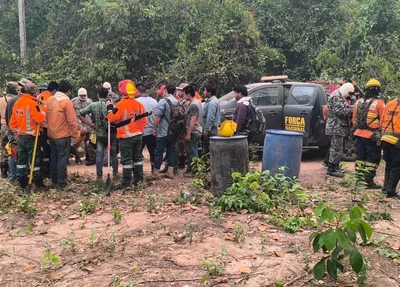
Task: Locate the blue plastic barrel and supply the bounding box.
[210,135,249,196]
[262,130,303,178]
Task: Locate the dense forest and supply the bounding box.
[0,0,399,98]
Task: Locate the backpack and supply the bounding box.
[246,101,266,135]
[356,99,376,130]
[165,98,187,134]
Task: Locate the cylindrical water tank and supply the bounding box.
[262,130,303,178]
[210,136,249,196]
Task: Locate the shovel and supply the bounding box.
[27,125,41,194]
[104,120,112,196]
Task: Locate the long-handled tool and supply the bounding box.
[27,125,41,193]
[104,119,112,196]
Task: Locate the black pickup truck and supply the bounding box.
[219,81,357,160]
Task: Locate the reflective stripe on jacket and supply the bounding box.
[107,97,147,139]
[9,94,46,136]
[381,99,400,145]
[352,98,385,139]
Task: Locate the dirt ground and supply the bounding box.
[0,150,400,287]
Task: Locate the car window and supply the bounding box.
[286,86,315,105]
[219,91,236,103]
[250,87,278,106]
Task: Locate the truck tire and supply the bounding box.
[342,137,357,161]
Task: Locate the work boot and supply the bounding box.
[327,163,343,178]
[35,177,50,191]
[133,165,144,186]
[75,156,82,165]
[122,168,132,187]
[18,177,29,188]
[387,191,400,199]
[382,170,391,194]
[159,164,168,174]
[165,167,174,179]
[1,163,8,178]
[148,168,160,180]
[364,162,381,189]
[178,156,186,169]
[85,160,95,166]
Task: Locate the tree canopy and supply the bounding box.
[0,0,399,98]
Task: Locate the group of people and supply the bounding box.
[0,78,229,191]
[325,79,400,199]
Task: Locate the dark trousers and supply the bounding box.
[39,128,51,178]
[141,134,156,165]
[50,137,71,188]
[382,142,400,194]
[355,136,381,183]
[17,135,41,186]
[154,134,178,169]
[120,135,143,185]
[186,133,201,172]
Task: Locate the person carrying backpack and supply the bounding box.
[352,79,385,189]
[152,84,181,179]
[233,85,252,141]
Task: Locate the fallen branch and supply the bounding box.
[134,277,204,284]
[375,230,400,238]
[378,268,400,284]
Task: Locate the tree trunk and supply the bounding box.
[18,0,26,59]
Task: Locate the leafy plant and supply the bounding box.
[310,204,372,281]
[189,154,210,190]
[17,195,37,218]
[201,247,228,280]
[42,241,60,268]
[59,229,77,253]
[216,169,309,214]
[79,193,102,216]
[111,208,122,225]
[186,219,196,245]
[233,223,248,243]
[364,212,393,222]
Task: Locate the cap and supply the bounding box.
[18,78,31,86]
[103,82,112,89]
[6,81,19,89]
[176,83,188,91]
[78,88,87,96]
[157,85,166,95]
[39,83,48,90]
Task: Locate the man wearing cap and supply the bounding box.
[10,82,47,189]
[37,81,59,178]
[107,80,147,188]
[103,82,120,104]
[0,82,21,180]
[71,88,95,165]
[46,81,80,189]
[175,83,190,169]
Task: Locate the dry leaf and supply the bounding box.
[239,267,252,274]
[48,273,62,280]
[68,214,79,220]
[274,251,285,257]
[81,265,94,273]
[390,241,400,250]
[272,234,280,241]
[225,234,234,241]
[240,209,248,214]
[34,220,43,227]
[23,265,36,272]
[258,225,267,232]
[225,221,235,229]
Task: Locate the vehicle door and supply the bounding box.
[249,85,283,145]
[283,85,318,146]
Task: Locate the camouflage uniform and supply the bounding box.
[71,97,95,163]
[176,98,190,158]
[326,89,353,166]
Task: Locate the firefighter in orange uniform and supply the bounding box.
[352,79,385,189]
[381,89,400,198]
[9,82,47,189]
[107,80,147,188]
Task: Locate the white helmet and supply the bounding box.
[78,88,87,96]
[339,83,354,98]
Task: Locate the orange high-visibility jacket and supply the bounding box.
[39,90,52,102]
[195,91,202,101]
[107,97,147,139]
[352,98,385,139]
[9,94,46,136]
[381,98,400,145]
